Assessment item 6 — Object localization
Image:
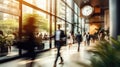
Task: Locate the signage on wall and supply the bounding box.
[0,1,20,16]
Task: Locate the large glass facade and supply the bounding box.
[0,0,81,59]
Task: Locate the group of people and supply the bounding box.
[8,15,90,67]
[82,32,91,46]
[52,24,92,67]
[67,32,91,51]
[17,23,66,67]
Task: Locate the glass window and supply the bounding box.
[57,18,65,31]
[66,0,73,7]
[22,5,50,50]
[0,12,19,35]
[51,16,55,48]
[22,4,33,14]
[74,3,78,13]
[79,18,82,25]
[81,18,85,34]
[66,7,72,23]
[78,18,82,32]
[66,23,72,34]
[57,0,65,20]
[23,0,47,11]
[0,12,19,58]
[46,0,54,14]
[23,0,55,15]
[0,0,19,16]
[51,16,55,35]
[74,26,78,34]
[78,7,80,16]
[22,4,47,17]
[51,0,55,15]
[74,14,78,23]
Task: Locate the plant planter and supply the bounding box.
[0,45,8,57]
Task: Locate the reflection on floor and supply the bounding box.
[0,43,93,67]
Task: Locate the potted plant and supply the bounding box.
[0,35,8,56]
[87,38,120,67]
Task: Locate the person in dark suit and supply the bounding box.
[86,32,91,46]
[53,24,65,67]
[76,32,82,52]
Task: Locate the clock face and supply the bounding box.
[81,5,94,17]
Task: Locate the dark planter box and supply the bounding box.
[36,43,44,50]
[0,45,8,57]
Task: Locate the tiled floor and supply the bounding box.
[0,43,92,67]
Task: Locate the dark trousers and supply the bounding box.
[54,41,63,64]
[23,50,37,67]
[77,42,81,52]
[87,40,90,46]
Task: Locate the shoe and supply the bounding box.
[59,61,64,64]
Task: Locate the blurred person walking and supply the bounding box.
[86,32,91,46]
[83,32,87,46]
[51,24,65,67]
[22,16,38,67]
[67,31,73,49]
[13,16,39,67]
[76,32,82,52]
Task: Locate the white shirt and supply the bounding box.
[83,35,86,41]
[55,30,61,41]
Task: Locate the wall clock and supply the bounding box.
[81,5,94,17]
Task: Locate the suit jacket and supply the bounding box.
[53,30,65,41]
[53,30,66,46]
[86,34,90,41]
[76,34,82,42]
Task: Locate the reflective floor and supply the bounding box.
[0,43,93,67]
